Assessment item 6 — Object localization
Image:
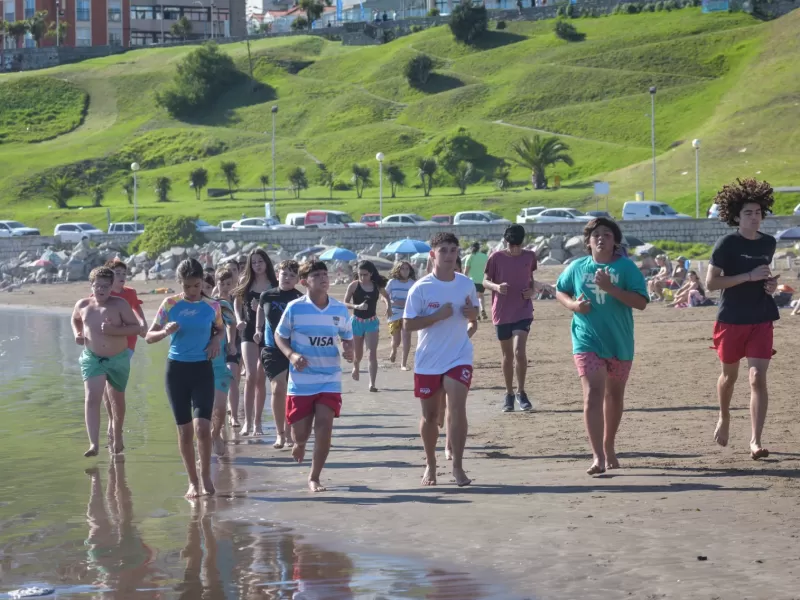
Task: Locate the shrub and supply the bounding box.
[332,180,352,191]
[427,8,440,16]
[554,19,585,41]
[404,53,434,87]
[625,2,641,13]
[410,24,424,32]
[557,5,566,17]
[656,1,665,10]
[154,176,172,203]
[644,2,656,11]
[155,43,240,119]
[291,16,309,30]
[449,1,488,44]
[664,0,678,9]
[496,20,506,29]
[129,216,202,256]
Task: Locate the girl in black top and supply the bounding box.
[233,249,278,436]
[344,261,391,392]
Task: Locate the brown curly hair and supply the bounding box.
[389,260,416,281]
[714,178,774,227]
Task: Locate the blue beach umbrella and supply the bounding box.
[776,227,800,242]
[319,247,358,262]
[382,239,431,255]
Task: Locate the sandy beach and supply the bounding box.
[2,268,800,598]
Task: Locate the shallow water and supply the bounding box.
[0,310,522,599]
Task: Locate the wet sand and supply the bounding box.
[3,273,800,598]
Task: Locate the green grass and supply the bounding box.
[1,7,799,233]
[0,77,88,143]
[651,240,714,260]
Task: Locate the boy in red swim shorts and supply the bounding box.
[706,178,780,460]
[404,232,479,488]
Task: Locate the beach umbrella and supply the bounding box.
[411,252,429,261]
[294,245,327,260]
[32,259,55,269]
[621,235,645,248]
[776,227,800,242]
[319,247,358,262]
[382,239,431,255]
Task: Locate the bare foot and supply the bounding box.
[229,416,240,428]
[106,428,113,449]
[240,421,251,436]
[212,436,226,457]
[605,450,619,470]
[750,442,770,460]
[111,440,124,455]
[400,365,410,372]
[253,424,264,437]
[84,444,99,458]
[273,434,286,449]
[292,443,306,464]
[308,478,327,493]
[453,467,471,487]
[185,483,201,499]
[421,464,437,486]
[714,414,730,447]
[351,366,360,381]
[389,348,396,363]
[586,462,606,476]
[201,476,215,496]
[445,445,453,461]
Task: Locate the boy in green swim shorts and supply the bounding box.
[72,267,141,458]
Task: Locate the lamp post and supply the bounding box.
[692,139,701,219]
[649,86,657,202]
[159,0,164,43]
[376,152,384,221]
[55,0,60,47]
[193,0,207,38]
[210,0,216,38]
[271,106,278,215]
[131,162,140,226]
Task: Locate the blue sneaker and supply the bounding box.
[503,393,515,413]
[517,392,533,411]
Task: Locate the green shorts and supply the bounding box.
[79,348,131,392]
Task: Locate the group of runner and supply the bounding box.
[71,178,782,494]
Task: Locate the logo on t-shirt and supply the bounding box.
[333,316,340,325]
[427,302,440,309]
[582,271,619,305]
[309,336,335,347]
[177,308,200,318]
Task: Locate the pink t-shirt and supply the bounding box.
[485,250,537,325]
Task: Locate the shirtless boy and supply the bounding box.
[72,267,141,457]
[404,233,479,487]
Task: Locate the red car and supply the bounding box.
[430,214,452,225]
[360,213,381,228]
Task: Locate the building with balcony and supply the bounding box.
[129,0,246,45]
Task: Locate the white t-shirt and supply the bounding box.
[386,278,414,323]
[403,273,479,375]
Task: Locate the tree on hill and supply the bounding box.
[318,164,335,199]
[171,16,193,41]
[259,174,270,201]
[92,186,105,207]
[449,1,488,45]
[433,127,487,176]
[46,174,74,209]
[189,167,209,200]
[493,164,511,191]
[46,20,68,43]
[299,0,330,28]
[453,161,475,195]
[509,135,574,190]
[404,54,433,88]
[27,11,49,47]
[554,19,585,42]
[220,161,239,199]
[417,157,438,197]
[291,16,309,31]
[288,167,308,198]
[155,176,172,202]
[121,176,134,204]
[6,21,30,47]
[351,164,371,199]
[386,164,405,198]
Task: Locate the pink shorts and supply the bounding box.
[573,352,632,382]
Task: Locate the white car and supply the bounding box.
[108,222,145,235]
[0,220,40,237]
[219,220,237,231]
[54,222,104,243]
[531,208,594,223]
[453,211,511,225]
[381,214,435,226]
[793,203,800,216]
[516,207,546,224]
[622,201,691,220]
[707,204,719,219]
[232,217,294,231]
[195,219,220,233]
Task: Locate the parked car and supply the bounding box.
[231,217,292,231]
[195,219,220,233]
[54,222,104,243]
[284,212,306,228]
[586,211,614,220]
[531,208,594,223]
[622,201,691,220]
[516,207,546,224]
[793,203,800,216]
[381,213,435,226]
[304,210,364,229]
[707,204,719,219]
[219,220,237,231]
[0,220,40,237]
[360,213,382,228]
[108,222,145,235]
[453,211,511,225]
[430,214,452,225]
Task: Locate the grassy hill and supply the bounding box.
[0,7,799,234]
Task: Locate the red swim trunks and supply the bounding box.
[414,365,473,399]
[573,352,633,382]
[286,393,342,425]
[712,322,774,364]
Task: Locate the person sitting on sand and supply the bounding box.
[647,254,673,301]
[72,267,141,457]
[146,258,225,499]
[668,256,688,289]
[274,260,354,493]
[556,218,649,475]
[667,270,706,307]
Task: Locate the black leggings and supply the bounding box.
[166,359,214,425]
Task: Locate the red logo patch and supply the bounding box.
[428,302,440,309]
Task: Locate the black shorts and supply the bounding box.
[474,282,485,294]
[260,346,289,381]
[496,318,533,341]
[165,359,215,425]
[225,351,241,365]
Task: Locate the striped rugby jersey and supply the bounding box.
[275,295,353,396]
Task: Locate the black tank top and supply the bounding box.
[353,283,379,320]
[241,289,262,342]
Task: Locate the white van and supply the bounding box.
[622,201,691,221]
[284,212,306,228]
[304,210,365,229]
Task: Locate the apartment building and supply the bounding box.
[1,0,130,47]
[129,0,246,45]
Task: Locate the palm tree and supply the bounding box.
[189,168,209,200]
[259,174,270,201]
[27,11,48,47]
[493,165,511,191]
[121,176,134,204]
[417,157,438,197]
[220,161,239,199]
[386,164,405,198]
[287,167,308,199]
[453,161,474,195]
[317,165,335,200]
[91,186,105,207]
[509,135,574,190]
[46,174,74,209]
[7,20,30,48]
[154,177,172,203]
[351,164,371,199]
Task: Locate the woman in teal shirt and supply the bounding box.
[556,218,648,476]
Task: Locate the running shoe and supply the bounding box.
[503,393,515,412]
[517,392,533,411]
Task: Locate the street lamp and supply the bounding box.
[376,152,384,221]
[271,105,278,214]
[210,0,215,39]
[649,86,657,202]
[193,0,207,38]
[55,0,61,47]
[159,0,164,43]
[131,162,140,226]
[692,139,701,219]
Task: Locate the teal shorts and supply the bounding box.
[79,348,131,392]
[213,360,231,394]
[352,316,379,337]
